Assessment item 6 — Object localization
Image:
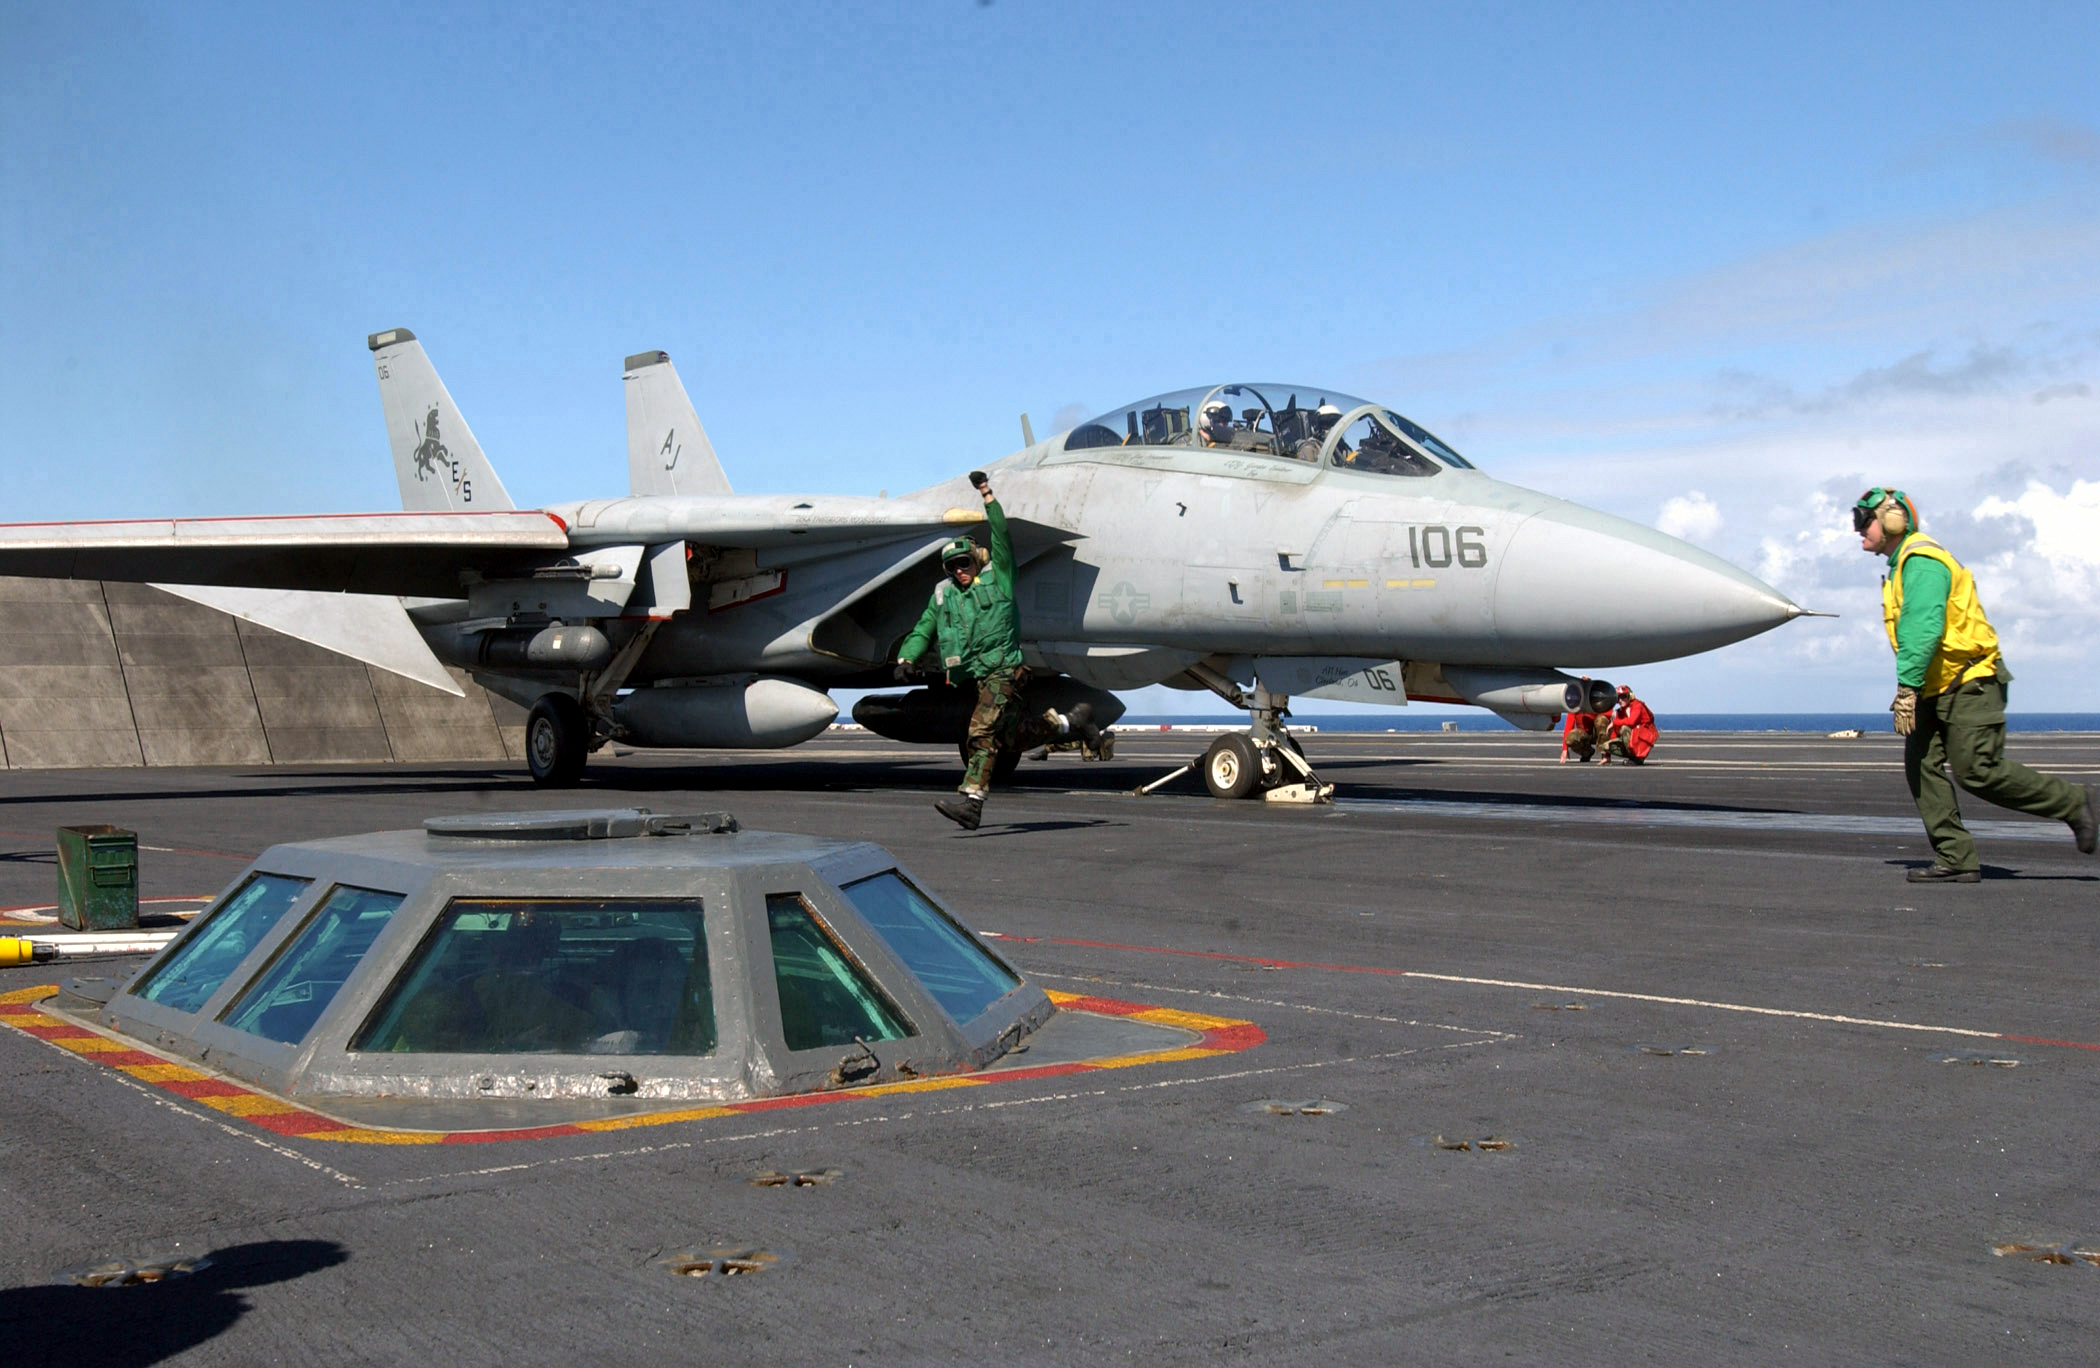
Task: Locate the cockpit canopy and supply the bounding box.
[1061,383,1474,475]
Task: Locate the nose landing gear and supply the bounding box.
[1137,682,1334,803]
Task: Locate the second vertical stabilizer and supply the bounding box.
[624,350,732,497]
[369,328,515,512]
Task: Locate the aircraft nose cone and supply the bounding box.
[1492,506,1800,666]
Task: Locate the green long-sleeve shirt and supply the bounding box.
[897,498,1023,684]
[1887,535,1952,689]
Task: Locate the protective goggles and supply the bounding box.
[1851,487,1907,533]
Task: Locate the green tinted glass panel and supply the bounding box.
[132,874,311,1013]
[840,871,1019,1023]
[766,894,912,1051]
[354,899,714,1056]
[220,886,403,1045]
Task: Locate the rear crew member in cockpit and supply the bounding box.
[1296,403,1344,461]
[1198,399,1236,448]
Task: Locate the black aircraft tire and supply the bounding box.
[526,695,589,787]
[1203,734,1261,800]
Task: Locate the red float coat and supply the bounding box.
[1610,698,1658,759]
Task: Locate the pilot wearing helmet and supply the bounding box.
[895,472,1101,829]
[1854,486,2095,881]
[1198,399,1237,448]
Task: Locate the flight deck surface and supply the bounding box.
[2,728,2096,1364]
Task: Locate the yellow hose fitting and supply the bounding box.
[0,936,52,967]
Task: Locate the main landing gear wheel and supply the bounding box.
[526,694,589,787]
[1203,733,1262,799]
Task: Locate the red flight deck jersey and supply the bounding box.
[1611,699,1657,760]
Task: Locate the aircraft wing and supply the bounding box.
[0,511,572,597]
[555,494,1079,556]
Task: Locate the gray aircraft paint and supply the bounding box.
[149,583,464,695]
[624,350,732,498]
[0,343,1806,761]
[369,329,514,513]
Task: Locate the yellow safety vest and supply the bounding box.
[1881,534,2000,696]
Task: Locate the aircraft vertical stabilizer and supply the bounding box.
[624,350,732,497]
[368,328,515,513]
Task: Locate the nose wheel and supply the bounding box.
[1138,682,1334,804]
[1202,734,1261,798]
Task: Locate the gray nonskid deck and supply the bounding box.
[1,730,2096,1366]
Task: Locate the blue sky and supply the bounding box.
[4,2,2096,714]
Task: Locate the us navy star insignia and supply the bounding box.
[1098,581,1151,625]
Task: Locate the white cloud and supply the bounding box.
[1341,182,2100,711]
[1973,478,2100,569]
[1656,491,1722,542]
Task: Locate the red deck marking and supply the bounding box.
[983,1061,1103,1083]
[1197,1022,1268,1051]
[0,986,1263,1147]
[1042,993,1146,1016]
[728,1092,853,1114]
[1997,1034,2100,1052]
[247,1111,352,1137]
[160,1078,252,1099]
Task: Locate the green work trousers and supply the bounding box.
[1904,675,2083,871]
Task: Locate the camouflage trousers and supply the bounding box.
[1563,716,1608,761]
[961,668,1061,794]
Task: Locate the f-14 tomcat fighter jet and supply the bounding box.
[0,331,1807,796]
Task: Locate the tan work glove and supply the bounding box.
[1891,685,1918,736]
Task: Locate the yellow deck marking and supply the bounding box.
[1132,1006,1239,1032]
[575,1106,739,1133]
[198,1092,304,1116]
[1,983,1263,1147]
[64,1036,134,1054]
[116,1063,209,1084]
[849,1076,988,1098]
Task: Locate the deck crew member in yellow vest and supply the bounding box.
[1854,488,2096,882]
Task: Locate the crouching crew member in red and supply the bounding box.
[1559,706,1607,763]
[1604,685,1657,764]
[897,471,1100,830]
[1854,487,2096,882]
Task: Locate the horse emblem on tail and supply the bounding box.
[411,406,449,482]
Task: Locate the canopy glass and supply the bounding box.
[1061,383,1475,473]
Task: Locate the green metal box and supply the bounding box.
[55,825,138,931]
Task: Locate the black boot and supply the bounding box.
[934,793,984,830]
[2072,784,2097,855]
[1065,702,1104,749]
[1906,864,1981,884]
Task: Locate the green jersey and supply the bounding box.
[898,498,1024,684]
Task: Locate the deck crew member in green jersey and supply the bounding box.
[1855,487,2096,882]
[897,471,1099,830]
